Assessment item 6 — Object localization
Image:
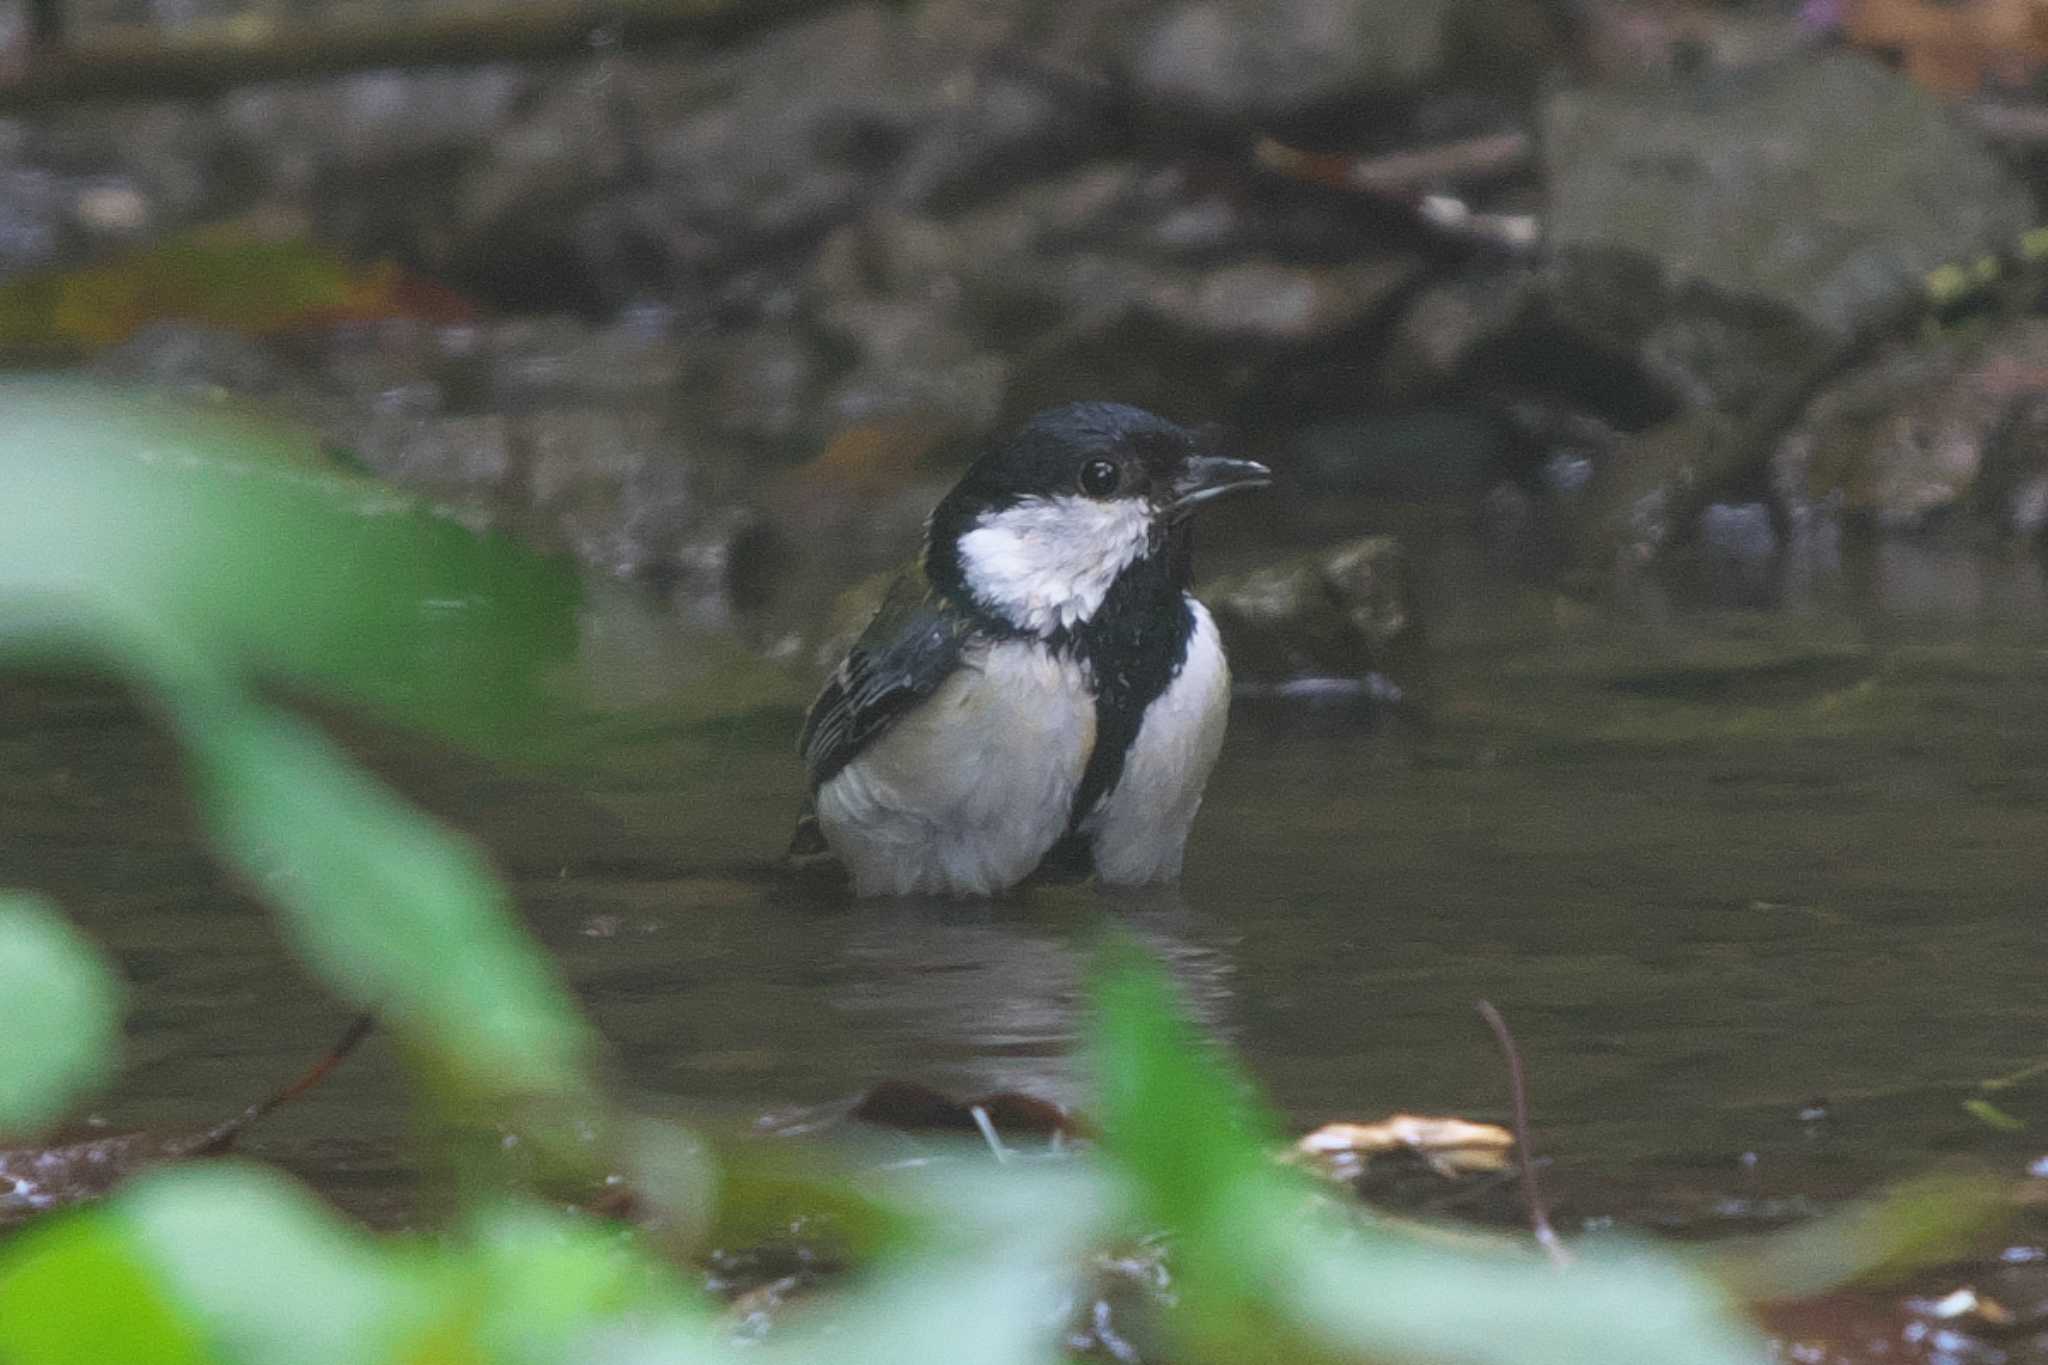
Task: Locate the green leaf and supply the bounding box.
[0,1210,211,1365]
[1085,941,1767,1365]
[458,1200,707,1364]
[170,686,594,1101]
[1087,935,1288,1346]
[0,376,576,750]
[1703,1170,2014,1302]
[1277,1224,1762,1365]
[0,893,122,1137]
[743,1243,1072,1365]
[0,378,589,1106]
[119,1162,432,1365]
[1089,936,1281,1227]
[607,1163,1105,1365]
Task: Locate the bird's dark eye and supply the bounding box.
[1078,459,1121,497]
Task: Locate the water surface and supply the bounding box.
[10,524,2048,1233]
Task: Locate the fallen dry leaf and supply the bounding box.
[1292,1114,1515,1181]
[848,1079,1090,1143]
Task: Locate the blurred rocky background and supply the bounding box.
[5,0,2048,703]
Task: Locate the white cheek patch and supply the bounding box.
[956,495,1154,635]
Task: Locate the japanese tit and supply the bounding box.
[793,402,1270,897]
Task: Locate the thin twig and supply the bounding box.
[1255,131,1533,196]
[1475,999,1571,1268]
[188,1013,377,1154]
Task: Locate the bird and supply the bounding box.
[792,401,1271,897]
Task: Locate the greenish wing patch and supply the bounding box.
[799,575,972,789]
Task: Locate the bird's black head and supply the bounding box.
[924,402,1270,639]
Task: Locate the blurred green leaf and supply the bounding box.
[1089,936,1281,1225]
[0,1210,210,1365]
[1277,1225,1763,1365]
[1703,1170,2014,1302]
[1087,940,1767,1365]
[170,685,594,1102]
[459,1201,707,1364]
[0,893,122,1138]
[0,377,591,1111]
[1088,935,1292,1350]
[0,376,576,749]
[741,1242,1071,1365]
[610,1163,1105,1365]
[120,1162,431,1365]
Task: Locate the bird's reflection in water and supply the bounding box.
[826,885,1243,1104]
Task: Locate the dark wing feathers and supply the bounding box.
[799,574,973,789]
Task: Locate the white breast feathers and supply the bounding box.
[813,638,1097,896]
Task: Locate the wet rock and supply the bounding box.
[822,350,1010,438]
[86,312,751,597]
[962,243,1421,357]
[710,323,825,447]
[1128,0,1462,123]
[639,5,932,267]
[889,65,1115,212]
[1586,407,1743,565]
[452,73,633,264]
[1543,53,2033,413]
[947,159,1142,267]
[223,66,530,177]
[418,5,945,310]
[0,164,66,275]
[0,103,235,277]
[1668,500,1781,608]
[1149,256,1422,344]
[46,102,237,236]
[349,413,517,510]
[521,406,754,600]
[1200,536,1422,703]
[803,264,1010,435]
[1989,394,2048,537]
[481,312,687,409]
[806,211,966,308]
[1777,319,2048,530]
[1375,265,1543,397]
[816,295,978,373]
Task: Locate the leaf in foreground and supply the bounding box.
[0,893,122,1138]
[1089,938,1767,1365]
[0,376,576,750]
[174,689,594,1103]
[0,1210,209,1365]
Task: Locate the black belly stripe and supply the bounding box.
[1065,555,1196,835]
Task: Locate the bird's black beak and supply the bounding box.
[1162,454,1272,518]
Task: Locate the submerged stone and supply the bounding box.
[1200,536,1421,705]
[1778,318,2048,532]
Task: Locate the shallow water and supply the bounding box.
[10,521,2048,1236]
